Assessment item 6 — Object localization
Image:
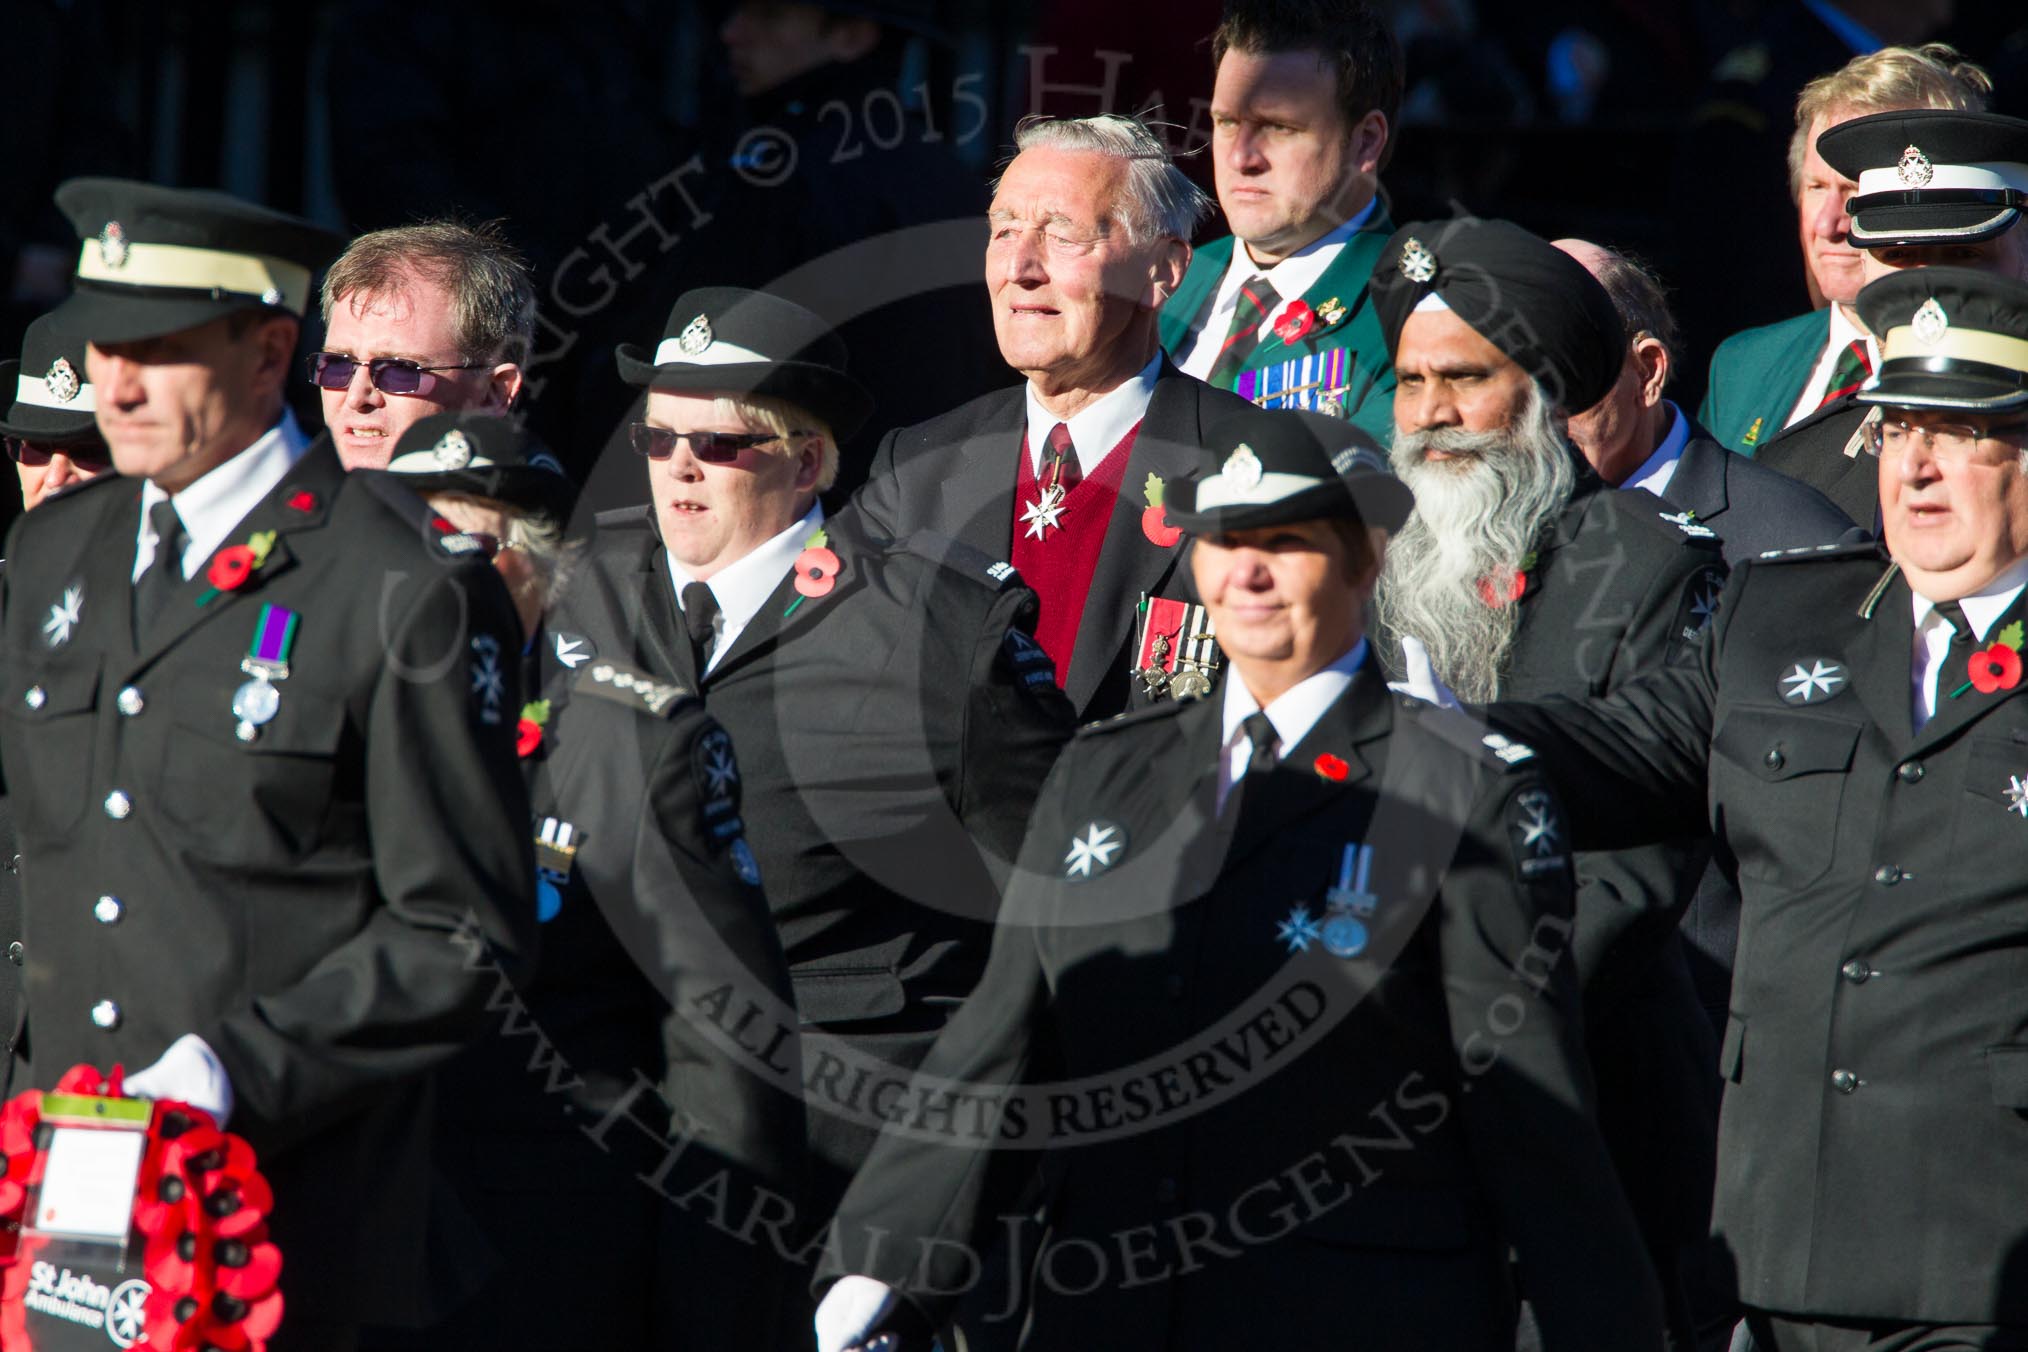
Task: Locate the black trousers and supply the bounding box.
[1748,1313,2028,1352]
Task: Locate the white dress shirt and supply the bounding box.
[1622,401,1694,498]
[133,409,311,582]
[1216,640,1369,812]
[1909,557,2028,729]
[1177,200,1380,381]
[1785,304,1880,430]
[1022,351,1162,479]
[669,502,824,674]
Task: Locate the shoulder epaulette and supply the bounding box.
[594,504,656,534]
[1655,509,1722,543]
[1394,697,1540,773]
[1753,537,1884,565]
[573,660,695,718]
[1073,697,1197,739]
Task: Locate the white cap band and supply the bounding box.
[386,450,498,473]
[14,373,96,413]
[653,336,769,367]
[1855,160,2028,198]
[1192,470,1325,511]
[75,238,312,313]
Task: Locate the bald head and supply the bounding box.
[1551,238,1677,486]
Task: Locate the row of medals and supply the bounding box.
[1137,631,1215,701]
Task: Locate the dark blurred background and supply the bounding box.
[9,0,2028,522]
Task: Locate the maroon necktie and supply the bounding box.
[1046,421,1081,492]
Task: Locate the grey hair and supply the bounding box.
[321,219,537,369]
[1589,249,1682,387]
[1004,114,1213,244]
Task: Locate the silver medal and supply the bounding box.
[233,676,280,742]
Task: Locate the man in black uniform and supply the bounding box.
[371,411,810,1348]
[561,287,1075,1341]
[814,408,1664,1352]
[0,179,537,1350]
[1757,109,2028,527]
[1368,216,1728,1346]
[1491,266,2028,1350]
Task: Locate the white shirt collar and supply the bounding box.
[134,409,311,582]
[1909,556,2028,642]
[1180,201,1379,381]
[1622,401,1693,498]
[668,501,825,673]
[1217,639,1369,810]
[1022,350,1162,477]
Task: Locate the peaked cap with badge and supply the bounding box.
[1821,110,2028,249]
[616,286,874,439]
[1167,406,1414,535]
[1372,217,1627,413]
[0,313,105,448]
[1852,266,2028,413]
[51,178,342,344]
[385,410,580,522]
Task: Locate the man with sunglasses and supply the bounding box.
[562,286,1075,1347]
[312,219,532,470]
[0,313,113,514]
[1486,268,2028,1351]
[0,179,538,1351]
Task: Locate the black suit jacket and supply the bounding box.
[1657,422,1856,567]
[559,505,1074,1214]
[853,361,1255,719]
[0,439,537,1328]
[1493,543,2028,1324]
[822,676,1665,1350]
[420,654,807,1349]
[1753,396,1876,530]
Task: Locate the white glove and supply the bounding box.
[1385,634,1461,710]
[123,1033,234,1128]
[816,1275,900,1352]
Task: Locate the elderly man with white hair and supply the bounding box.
[855,112,1257,721]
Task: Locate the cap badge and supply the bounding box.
[44,358,80,404]
[260,287,283,306]
[1898,145,1935,188]
[678,313,713,356]
[1912,297,1950,346]
[99,221,130,269]
[431,428,474,470]
[1398,237,1438,284]
[1220,442,1264,491]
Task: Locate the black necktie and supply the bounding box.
[133,498,185,640]
[1209,276,1283,389]
[1241,711,1279,777]
[681,581,720,682]
[1934,599,1973,649]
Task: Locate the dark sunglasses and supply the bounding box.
[6,437,111,471]
[307,351,489,396]
[628,423,813,462]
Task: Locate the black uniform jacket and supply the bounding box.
[852,361,1253,719]
[427,651,808,1349]
[1658,421,1857,567]
[1384,473,1729,1252]
[821,674,1667,1351]
[556,505,1074,1188]
[1492,542,2028,1324]
[0,440,537,1327]
[1753,396,1877,529]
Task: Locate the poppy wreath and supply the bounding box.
[0,1064,283,1351]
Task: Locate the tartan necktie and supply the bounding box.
[1045,421,1081,493]
[1209,276,1283,389]
[1818,339,1873,409]
[133,498,186,640]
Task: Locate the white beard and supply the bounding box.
[1375,385,1575,702]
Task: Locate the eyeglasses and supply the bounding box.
[627,424,812,462]
[1863,416,2028,462]
[307,351,490,396]
[5,437,111,471]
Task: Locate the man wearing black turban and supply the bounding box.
[1371,216,1736,1349]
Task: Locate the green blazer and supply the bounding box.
[1159,206,1397,446]
[1698,308,1829,457]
